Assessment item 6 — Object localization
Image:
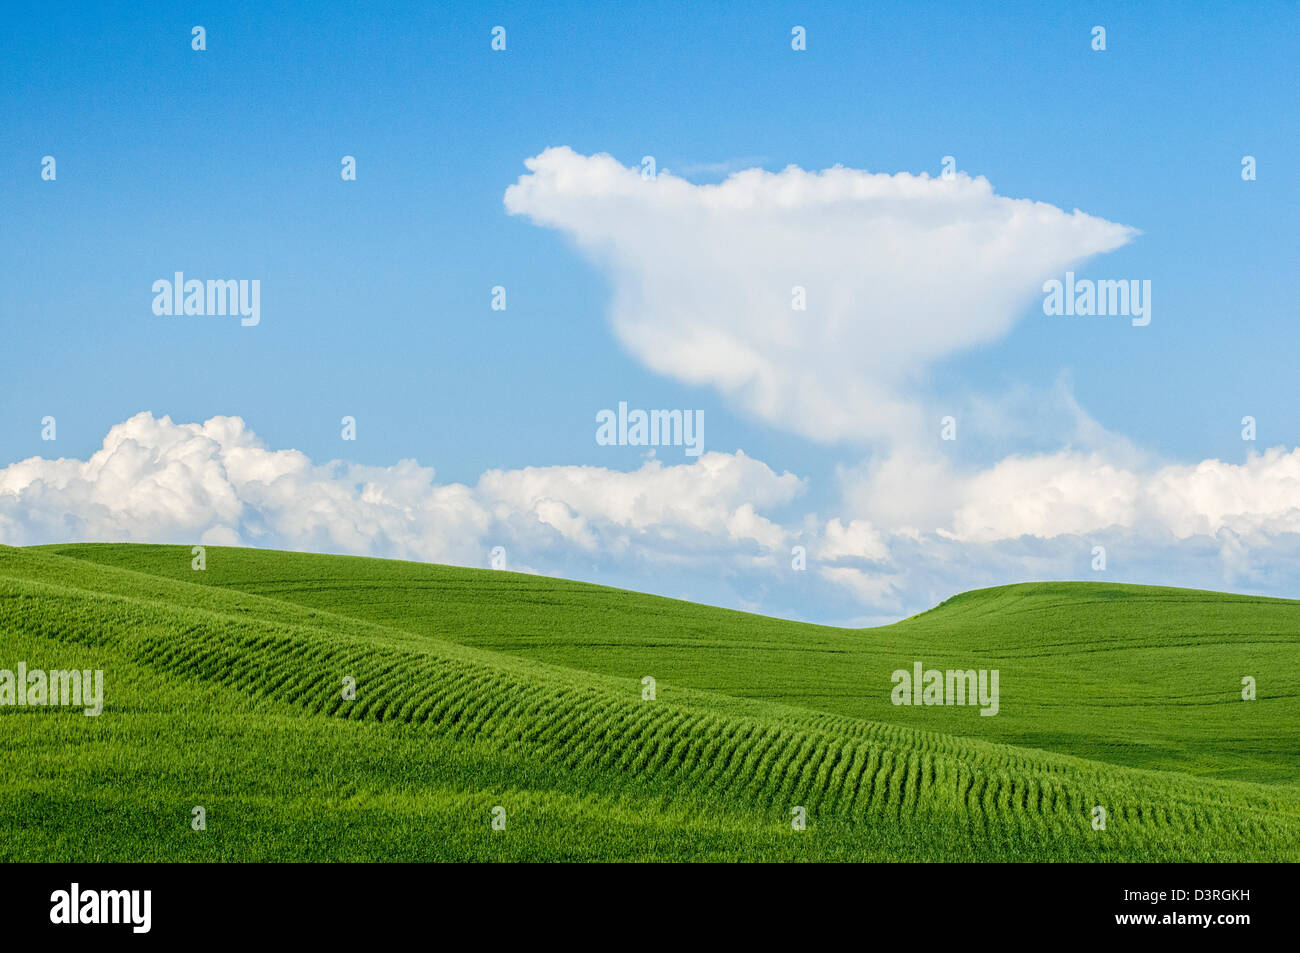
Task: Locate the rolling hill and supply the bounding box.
[2,543,1297,861]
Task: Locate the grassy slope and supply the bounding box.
[42,543,1300,785]
[2,543,1297,861]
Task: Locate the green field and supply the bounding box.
[2,542,1297,861]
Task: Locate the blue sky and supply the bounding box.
[3,1,1298,623]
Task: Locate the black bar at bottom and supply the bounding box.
[0,861,1284,941]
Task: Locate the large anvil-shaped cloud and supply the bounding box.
[505,147,1137,443]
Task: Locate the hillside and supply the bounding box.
[2,543,1298,861]
[39,543,1300,784]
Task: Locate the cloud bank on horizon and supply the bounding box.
[4,411,1300,624]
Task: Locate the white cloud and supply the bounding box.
[839,445,1300,545]
[504,146,1137,444]
[820,518,889,561]
[0,413,802,575]
[4,413,1300,623]
[817,566,901,607]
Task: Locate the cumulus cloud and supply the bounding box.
[838,445,1300,544]
[819,443,1300,615]
[504,146,1137,444]
[0,413,802,576]
[3,413,1300,623]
